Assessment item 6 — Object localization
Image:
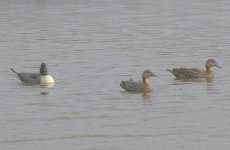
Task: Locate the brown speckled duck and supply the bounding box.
[120,70,157,93]
[167,59,221,79]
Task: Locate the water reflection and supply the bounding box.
[172,77,214,84]
[1,0,230,149]
[170,77,218,95]
[40,91,49,95]
[40,83,54,88]
[120,90,152,100]
[17,82,54,88]
[206,79,219,95]
[19,83,41,87]
[142,92,152,100]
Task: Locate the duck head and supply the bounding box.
[40,63,48,76]
[206,59,221,70]
[142,70,157,80]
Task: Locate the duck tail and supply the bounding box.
[120,81,125,89]
[167,69,173,74]
[10,68,18,74]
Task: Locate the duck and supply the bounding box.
[167,59,221,79]
[11,63,54,85]
[120,70,157,93]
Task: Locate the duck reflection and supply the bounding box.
[171,77,218,95]
[142,92,152,101]
[40,91,49,95]
[172,77,214,84]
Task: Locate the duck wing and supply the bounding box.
[120,79,144,92]
[11,68,40,84]
[16,73,40,84]
[169,68,206,78]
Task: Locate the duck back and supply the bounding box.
[18,73,40,84]
[169,68,206,78]
[120,79,144,92]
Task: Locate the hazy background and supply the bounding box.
[0,0,230,149]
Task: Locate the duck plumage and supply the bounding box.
[11,63,54,85]
[120,70,157,93]
[167,59,221,79]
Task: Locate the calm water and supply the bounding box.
[0,0,230,149]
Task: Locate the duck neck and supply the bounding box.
[143,77,149,85]
[142,77,153,92]
[206,66,214,77]
[40,69,48,76]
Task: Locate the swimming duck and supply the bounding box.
[120,70,157,93]
[11,63,54,85]
[167,59,221,79]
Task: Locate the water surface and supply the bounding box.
[0,0,230,149]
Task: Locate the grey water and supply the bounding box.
[0,0,230,149]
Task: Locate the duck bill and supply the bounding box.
[151,74,157,77]
[215,64,222,68]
